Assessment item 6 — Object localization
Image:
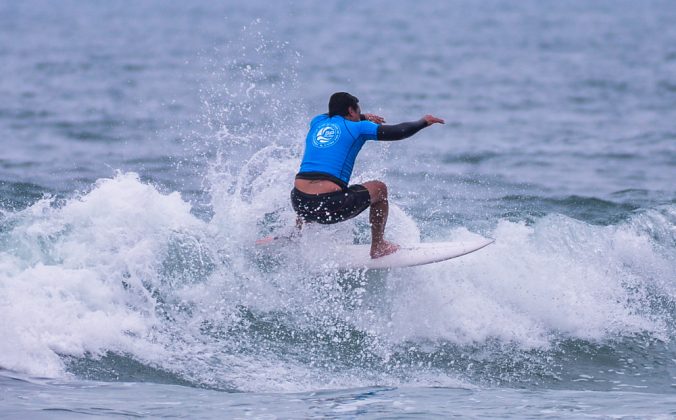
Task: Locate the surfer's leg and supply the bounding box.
[293,215,303,237]
[362,180,399,258]
[290,188,309,237]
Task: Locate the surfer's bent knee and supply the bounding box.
[363,180,387,204]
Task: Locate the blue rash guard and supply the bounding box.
[297,114,379,188]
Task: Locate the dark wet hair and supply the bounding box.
[328,92,359,117]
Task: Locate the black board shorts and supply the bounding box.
[290,185,371,224]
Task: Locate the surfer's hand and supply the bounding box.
[422,115,445,126]
[364,113,386,124]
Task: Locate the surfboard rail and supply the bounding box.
[325,237,495,270]
[255,234,494,270]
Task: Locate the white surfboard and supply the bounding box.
[322,238,495,270]
[257,235,494,270]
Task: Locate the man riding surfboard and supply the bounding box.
[292,92,444,258]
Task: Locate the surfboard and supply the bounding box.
[323,238,494,270]
[256,235,494,270]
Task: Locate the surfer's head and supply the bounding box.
[328,92,360,117]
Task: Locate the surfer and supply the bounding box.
[291,92,444,258]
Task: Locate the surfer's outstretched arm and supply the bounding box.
[377,115,445,141]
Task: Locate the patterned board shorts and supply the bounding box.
[290,185,371,224]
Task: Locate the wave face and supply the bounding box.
[1,170,673,392]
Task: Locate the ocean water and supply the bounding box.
[1,0,675,418]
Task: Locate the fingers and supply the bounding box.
[423,115,445,125]
[365,113,386,124]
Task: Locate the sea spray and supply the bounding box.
[1,165,674,392]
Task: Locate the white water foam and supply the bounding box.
[0,167,673,392]
[0,173,203,377]
[380,211,674,350]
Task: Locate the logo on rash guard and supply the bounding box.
[313,123,341,148]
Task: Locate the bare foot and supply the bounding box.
[370,240,400,259]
